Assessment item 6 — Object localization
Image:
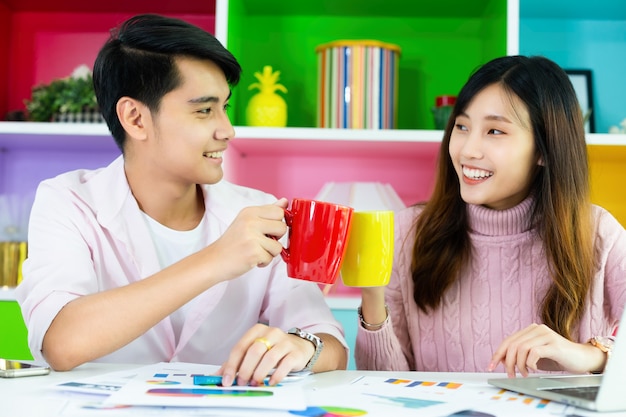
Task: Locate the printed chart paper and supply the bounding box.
[316,376,571,417]
[53,367,588,417]
[101,362,306,411]
[53,367,142,396]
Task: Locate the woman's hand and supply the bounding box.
[217,323,315,387]
[489,323,607,377]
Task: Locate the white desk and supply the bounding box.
[0,363,613,417]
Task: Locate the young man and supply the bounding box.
[16,14,347,386]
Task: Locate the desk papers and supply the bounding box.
[52,362,305,411]
[52,366,584,417]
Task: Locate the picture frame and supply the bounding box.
[565,69,595,133]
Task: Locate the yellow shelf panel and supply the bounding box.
[588,145,626,226]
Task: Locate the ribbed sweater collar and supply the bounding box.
[467,196,534,236]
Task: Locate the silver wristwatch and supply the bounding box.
[287,327,324,372]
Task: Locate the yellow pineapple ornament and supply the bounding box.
[246,66,288,127]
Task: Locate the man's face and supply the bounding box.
[142,57,235,187]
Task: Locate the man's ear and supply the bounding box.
[117,97,149,141]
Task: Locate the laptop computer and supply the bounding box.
[488,306,626,412]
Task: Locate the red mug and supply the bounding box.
[281,198,354,284]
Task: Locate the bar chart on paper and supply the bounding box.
[301,376,570,417]
[100,363,307,410]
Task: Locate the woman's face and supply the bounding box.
[448,83,540,210]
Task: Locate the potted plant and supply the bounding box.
[24,65,102,123]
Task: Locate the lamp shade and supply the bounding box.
[314,182,406,212]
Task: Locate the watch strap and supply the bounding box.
[588,336,615,357]
[287,327,324,372]
[588,336,615,373]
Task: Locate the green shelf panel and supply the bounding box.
[226,0,507,129]
[0,300,33,360]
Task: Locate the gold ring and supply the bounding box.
[254,337,273,351]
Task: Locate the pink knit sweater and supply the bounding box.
[355,197,626,372]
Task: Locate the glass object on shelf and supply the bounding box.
[0,242,27,288]
[0,194,31,288]
[246,66,288,127]
[432,95,456,130]
[0,194,31,242]
[316,40,401,129]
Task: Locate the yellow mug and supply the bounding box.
[340,211,394,287]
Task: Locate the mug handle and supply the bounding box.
[279,208,293,263]
[267,208,292,264]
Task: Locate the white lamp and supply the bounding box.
[314,182,406,212]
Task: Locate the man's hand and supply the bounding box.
[202,198,288,281]
[216,323,315,387]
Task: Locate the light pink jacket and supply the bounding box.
[356,197,626,372]
[17,156,346,364]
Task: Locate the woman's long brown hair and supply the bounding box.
[411,56,595,340]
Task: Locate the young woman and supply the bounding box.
[355,55,626,376]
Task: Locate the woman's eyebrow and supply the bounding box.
[484,114,512,123]
[456,112,513,124]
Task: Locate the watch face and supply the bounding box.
[288,327,305,338]
[288,328,321,343]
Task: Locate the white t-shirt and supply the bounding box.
[142,212,208,343]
